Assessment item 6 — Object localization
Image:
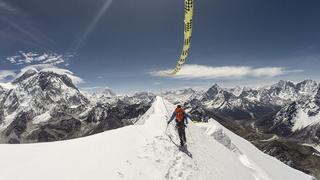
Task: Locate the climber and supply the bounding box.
[167,105,191,147]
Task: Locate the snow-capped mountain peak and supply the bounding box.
[0,70,89,139]
[12,69,38,84]
[204,84,226,99]
[11,70,87,106]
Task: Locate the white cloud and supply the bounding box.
[18,64,83,85]
[0,70,16,82]
[2,51,80,84]
[6,51,68,66]
[0,2,55,48]
[150,64,299,80]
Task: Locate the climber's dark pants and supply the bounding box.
[178,127,186,145]
[175,120,187,146]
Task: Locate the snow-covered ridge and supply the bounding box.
[0,97,313,180]
[15,64,83,85]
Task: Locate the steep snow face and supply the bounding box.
[0,97,313,180]
[292,107,320,131]
[0,83,17,91]
[226,86,244,97]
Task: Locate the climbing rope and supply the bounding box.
[166,0,194,75]
[159,0,195,147]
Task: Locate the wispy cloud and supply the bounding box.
[0,70,16,82]
[150,64,301,80]
[6,51,70,66]
[0,1,55,49]
[0,16,52,49]
[2,51,79,83]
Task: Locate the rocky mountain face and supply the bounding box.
[0,70,153,143]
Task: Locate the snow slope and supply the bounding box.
[0,97,314,180]
[196,120,313,180]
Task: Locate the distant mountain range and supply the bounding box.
[1,70,319,146]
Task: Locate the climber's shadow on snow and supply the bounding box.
[179,145,193,158]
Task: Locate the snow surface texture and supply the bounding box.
[0,97,314,180]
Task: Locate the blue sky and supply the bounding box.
[0,0,320,93]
